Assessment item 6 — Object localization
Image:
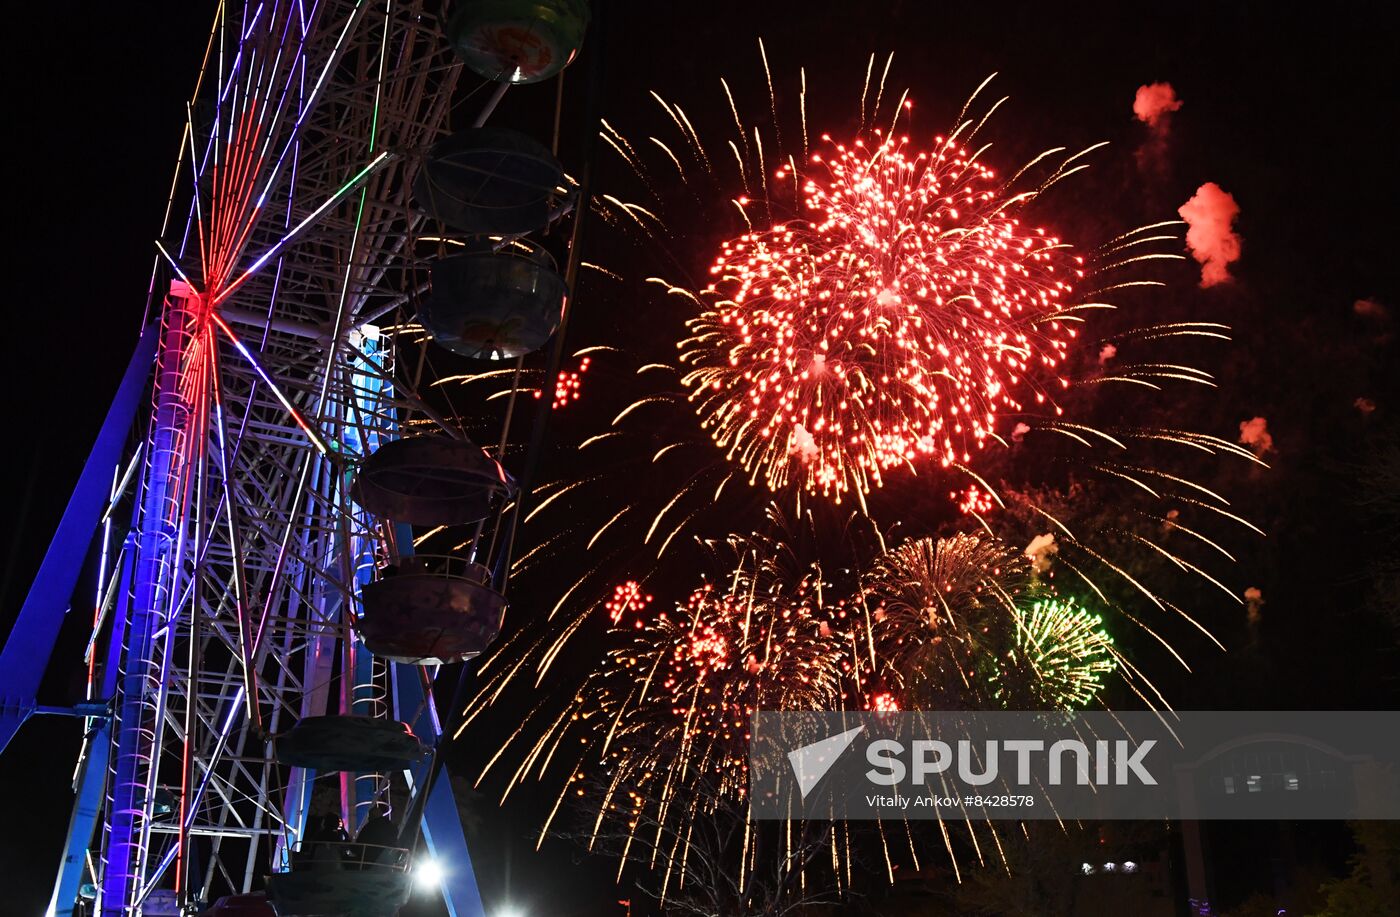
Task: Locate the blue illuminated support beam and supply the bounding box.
[47,735,109,917]
[393,655,486,917]
[0,324,157,755]
[389,521,484,917]
[418,764,486,917]
[45,536,139,917]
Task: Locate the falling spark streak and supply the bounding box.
[580,431,623,450]
[1115,462,1238,504]
[648,137,686,178]
[727,144,750,198]
[673,104,709,171]
[1140,512,1237,561]
[1093,465,1162,498]
[601,131,645,179]
[588,507,631,551]
[859,54,874,127]
[524,477,596,525]
[758,38,780,151]
[1125,532,1240,603]
[799,68,809,158]
[1161,598,1229,651]
[510,528,571,575]
[1072,540,1166,611]
[871,52,894,126]
[1175,496,1267,535]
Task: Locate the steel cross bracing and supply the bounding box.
[53,2,488,914]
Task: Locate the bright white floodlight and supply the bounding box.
[414,858,445,890]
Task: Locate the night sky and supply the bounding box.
[3,2,1396,915]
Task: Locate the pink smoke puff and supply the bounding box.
[1024,532,1058,575]
[1243,586,1264,626]
[1133,82,1183,128]
[1353,298,1389,322]
[1238,416,1273,456]
[1179,183,1242,287]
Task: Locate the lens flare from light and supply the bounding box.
[414,857,444,890]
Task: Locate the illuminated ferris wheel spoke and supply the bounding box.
[215,150,399,309]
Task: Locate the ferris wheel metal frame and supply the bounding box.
[0,1,597,914]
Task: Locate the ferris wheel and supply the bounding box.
[0,1,595,915]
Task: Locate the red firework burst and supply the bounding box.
[605,579,653,624]
[869,691,901,713]
[954,484,997,516]
[680,127,1082,499]
[536,354,592,410]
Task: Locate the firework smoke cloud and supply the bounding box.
[1179,182,1243,287]
[1243,586,1265,626]
[1024,532,1058,574]
[1133,82,1183,129]
[1353,298,1389,322]
[1238,416,1273,457]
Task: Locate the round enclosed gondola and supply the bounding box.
[274,716,425,773]
[266,842,410,917]
[358,558,506,665]
[413,127,565,235]
[446,0,590,84]
[419,239,565,359]
[352,436,513,528]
